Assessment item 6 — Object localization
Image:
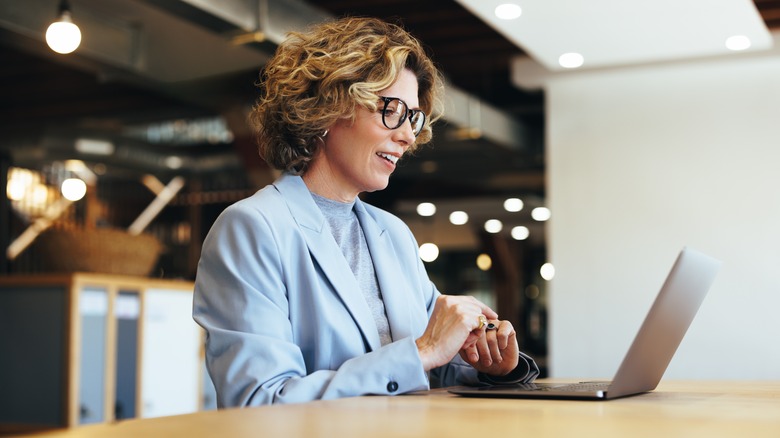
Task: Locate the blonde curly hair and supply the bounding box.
[249,16,444,174]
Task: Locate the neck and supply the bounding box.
[301,166,359,203]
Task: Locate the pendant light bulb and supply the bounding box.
[46,1,81,54]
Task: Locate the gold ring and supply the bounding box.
[478,315,487,330]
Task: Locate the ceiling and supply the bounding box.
[1,0,778,245]
[0,0,545,190]
[458,0,773,71]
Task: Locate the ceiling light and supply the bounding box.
[511,226,529,240]
[484,219,503,233]
[419,243,440,262]
[503,197,523,212]
[6,176,26,201]
[416,202,436,217]
[725,35,751,51]
[165,156,184,169]
[75,138,115,156]
[6,168,36,202]
[449,211,469,225]
[61,178,87,201]
[494,3,522,20]
[6,180,24,201]
[540,262,555,281]
[531,207,551,221]
[476,253,492,271]
[558,52,584,69]
[45,0,82,54]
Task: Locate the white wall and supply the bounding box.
[546,54,780,379]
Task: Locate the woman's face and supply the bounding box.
[305,68,420,201]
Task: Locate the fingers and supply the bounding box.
[476,331,497,367]
[436,294,496,333]
[479,322,506,365]
[419,295,500,371]
[440,293,497,320]
[495,320,516,350]
[468,320,517,367]
[478,303,498,320]
[463,341,479,363]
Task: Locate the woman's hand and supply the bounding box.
[416,295,497,371]
[459,319,520,376]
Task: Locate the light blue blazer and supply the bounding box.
[193,173,537,407]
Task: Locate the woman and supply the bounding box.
[193,16,538,407]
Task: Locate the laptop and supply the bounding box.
[449,246,722,400]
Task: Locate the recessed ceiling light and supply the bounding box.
[494,3,522,20]
[540,262,555,281]
[419,243,439,262]
[725,35,751,51]
[449,211,469,225]
[503,197,524,212]
[484,219,503,233]
[511,226,529,240]
[531,207,551,221]
[416,202,436,217]
[559,52,584,69]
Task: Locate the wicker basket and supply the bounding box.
[37,228,162,277]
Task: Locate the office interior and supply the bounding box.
[2,0,780,433]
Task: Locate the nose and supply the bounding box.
[391,120,416,149]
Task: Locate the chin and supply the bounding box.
[364,178,391,193]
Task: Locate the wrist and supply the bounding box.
[415,337,436,371]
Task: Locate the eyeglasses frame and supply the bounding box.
[377,96,426,137]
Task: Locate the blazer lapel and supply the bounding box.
[354,200,414,342]
[273,174,381,351]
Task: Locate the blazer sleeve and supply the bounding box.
[193,201,431,407]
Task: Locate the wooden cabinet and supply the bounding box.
[0,273,210,430]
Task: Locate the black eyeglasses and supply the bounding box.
[377,96,426,137]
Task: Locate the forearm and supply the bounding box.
[205,335,430,406]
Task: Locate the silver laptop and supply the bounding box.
[450,247,722,400]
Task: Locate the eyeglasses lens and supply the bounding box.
[409,111,425,136]
[383,99,405,128]
[381,97,425,137]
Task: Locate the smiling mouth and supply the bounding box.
[376,152,399,165]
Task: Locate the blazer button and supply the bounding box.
[386,381,399,393]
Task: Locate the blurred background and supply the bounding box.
[1,0,557,364]
[3,3,780,426]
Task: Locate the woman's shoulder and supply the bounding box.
[215,183,289,225]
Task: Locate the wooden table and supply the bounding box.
[27,381,780,437]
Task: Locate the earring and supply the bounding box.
[315,130,328,145]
